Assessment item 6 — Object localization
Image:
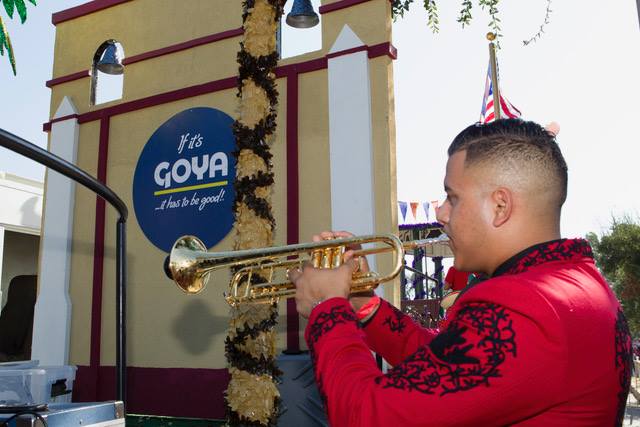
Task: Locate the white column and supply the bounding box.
[327,25,376,236]
[31,97,79,365]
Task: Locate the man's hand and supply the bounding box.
[312,231,369,270]
[311,230,374,312]
[288,259,356,318]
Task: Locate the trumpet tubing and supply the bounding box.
[227,263,382,306]
[165,233,450,306]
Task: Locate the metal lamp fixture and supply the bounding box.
[96,43,124,75]
[286,0,319,29]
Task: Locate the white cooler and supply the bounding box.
[0,362,77,408]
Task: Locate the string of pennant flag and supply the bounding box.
[398,200,440,224]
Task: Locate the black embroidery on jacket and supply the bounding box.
[307,305,358,351]
[375,302,516,396]
[493,238,593,278]
[615,309,632,427]
[430,324,480,365]
[306,305,357,415]
[382,304,407,334]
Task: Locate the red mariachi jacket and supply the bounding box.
[305,239,632,426]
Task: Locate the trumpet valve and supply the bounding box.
[322,247,333,269]
[311,249,323,268]
[331,247,345,268]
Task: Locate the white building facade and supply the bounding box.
[0,172,43,309]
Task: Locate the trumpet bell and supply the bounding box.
[169,235,210,294]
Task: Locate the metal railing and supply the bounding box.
[0,128,128,405]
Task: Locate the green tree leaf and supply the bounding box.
[0,0,35,74]
[14,0,26,23]
[589,215,640,336]
[0,14,16,74]
[2,0,14,18]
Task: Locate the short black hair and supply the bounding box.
[448,119,568,208]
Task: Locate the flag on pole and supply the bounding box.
[480,63,521,123]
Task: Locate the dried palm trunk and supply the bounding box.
[225,1,285,426]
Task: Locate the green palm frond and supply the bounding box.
[0,15,16,74]
[15,0,29,24]
[2,0,14,19]
[1,0,37,75]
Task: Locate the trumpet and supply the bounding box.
[164,233,450,306]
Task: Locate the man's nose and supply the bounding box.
[436,202,448,224]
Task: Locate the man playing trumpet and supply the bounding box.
[288,119,631,426]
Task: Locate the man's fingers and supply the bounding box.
[287,267,303,283]
[344,250,369,273]
[334,231,362,251]
[312,230,354,242]
[300,260,314,272]
[288,261,316,284]
[334,230,355,238]
[343,258,359,275]
[320,231,337,240]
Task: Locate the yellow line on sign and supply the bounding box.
[154,180,228,196]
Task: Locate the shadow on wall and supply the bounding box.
[20,196,42,230]
[172,299,229,355]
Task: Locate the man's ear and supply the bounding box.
[492,187,512,227]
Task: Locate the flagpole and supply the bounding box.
[487,32,501,120]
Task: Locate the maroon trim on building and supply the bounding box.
[46,1,394,87]
[123,28,244,66]
[46,28,244,89]
[74,366,230,419]
[44,77,237,132]
[83,76,237,123]
[276,57,327,78]
[46,70,91,88]
[326,45,368,60]
[285,73,300,353]
[44,42,395,131]
[368,41,397,60]
[52,0,132,25]
[48,114,80,128]
[91,76,236,122]
[87,116,110,400]
[319,0,372,14]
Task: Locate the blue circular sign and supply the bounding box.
[133,107,236,252]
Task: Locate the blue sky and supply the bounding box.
[0,0,638,239]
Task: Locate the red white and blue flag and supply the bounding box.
[480,63,521,123]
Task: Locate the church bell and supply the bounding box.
[286,0,319,29]
[96,43,124,75]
